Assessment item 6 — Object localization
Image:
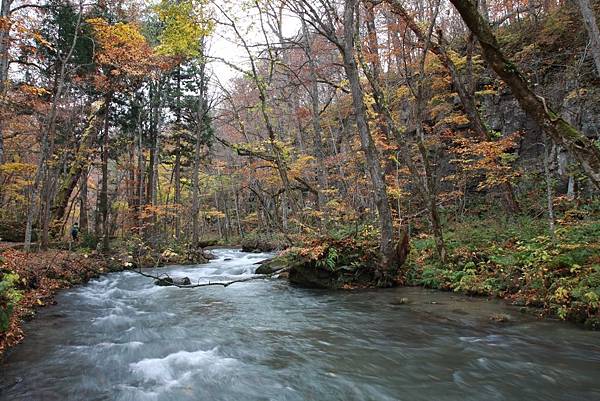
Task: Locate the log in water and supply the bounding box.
[0,249,599,401]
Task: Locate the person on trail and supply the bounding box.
[71,222,79,242]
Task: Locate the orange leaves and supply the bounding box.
[451,132,522,189]
[20,84,50,97]
[87,18,159,91]
[295,106,311,120]
[32,31,54,51]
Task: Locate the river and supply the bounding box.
[0,249,599,401]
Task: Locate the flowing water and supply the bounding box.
[1,249,599,401]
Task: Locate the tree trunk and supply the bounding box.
[192,82,206,245]
[577,0,600,77]
[137,116,145,235]
[449,0,600,188]
[28,1,85,249]
[51,100,104,226]
[543,133,556,240]
[100,93,112,252]
[79,168,88,234]
[174,135,181,239]
[343,0,397,277]
[0,0,12,165]
[191,113,203,245]
[174,65,182,239]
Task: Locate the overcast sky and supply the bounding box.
[206,1,301,90]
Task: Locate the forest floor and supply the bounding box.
[404,213,600,329]
[279,202,600,329]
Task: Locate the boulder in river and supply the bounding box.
[255,257,289,275]
[288,261,338,288]
[288,260,380,289]
[154,277,191,286]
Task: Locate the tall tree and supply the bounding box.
[88,17,156,251]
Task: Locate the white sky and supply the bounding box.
[206,0,301,90]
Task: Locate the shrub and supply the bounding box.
[0,272,22,333]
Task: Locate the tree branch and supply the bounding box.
[129,265,289,288]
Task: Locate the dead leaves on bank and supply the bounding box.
[0,249,108,356]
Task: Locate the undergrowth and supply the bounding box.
[405,212,600,329]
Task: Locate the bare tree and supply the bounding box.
[576,0,600,77]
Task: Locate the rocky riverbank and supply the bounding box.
[0,249,119,356]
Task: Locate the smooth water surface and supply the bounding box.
[1,249,599,401]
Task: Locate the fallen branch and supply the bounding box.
[129,265,290,288]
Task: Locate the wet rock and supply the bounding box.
[240,236,286,253]
[287,258,381,289]
[255,257,290,275]
[255,264,273,274]
[196,239,218,248]
[288,262,337,289]
[390,297,410,306]
[154,277,191,286]
[182,247,211,264]
[203,250,217,260]
[489,313,511,323]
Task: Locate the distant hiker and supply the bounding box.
[71,223,79,242]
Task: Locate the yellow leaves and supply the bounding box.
[552,286,570,304]
[0,162,36,175]
[395,85,412,100]
[203,208,226,219]
[583,291,599,307]
[289,155,315,179]
[242,212,259,224]
[0,163,36,203]
[87,18,145,48]
[154,0,213,58]
[140,204,176,219]
[387,186,408,200]
[162,249,179,259]
[423,53,444,74]
[363,92,376,116]
[447,50,483,73]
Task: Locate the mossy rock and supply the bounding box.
[288,261,374,289]
[288,261,339,289]
[255,257,289,274]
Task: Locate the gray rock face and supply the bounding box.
[562,87,600,138]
